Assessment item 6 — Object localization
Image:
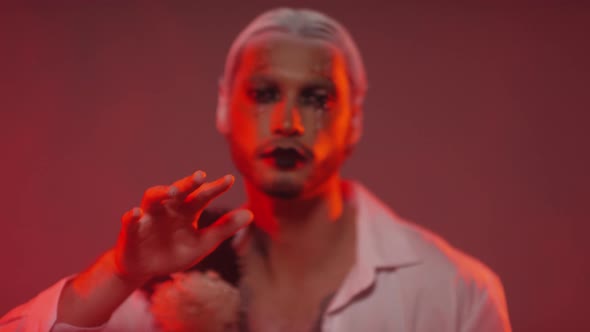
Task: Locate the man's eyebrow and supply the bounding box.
[247,73,276,84]
[302,78,336,92]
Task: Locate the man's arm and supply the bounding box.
[0,271,153,332]
[55,250,145,327]
[1,171,253,331]
[57,172,251,327]
[0,250,153,331]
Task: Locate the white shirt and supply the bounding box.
[0,181,512,331]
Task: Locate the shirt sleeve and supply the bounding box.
[461,272,512,332]
[0,276,158,332]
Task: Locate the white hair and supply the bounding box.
[217,8,368,133]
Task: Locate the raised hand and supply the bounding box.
[113,171,253,283]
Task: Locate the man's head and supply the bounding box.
[217,8,367,199]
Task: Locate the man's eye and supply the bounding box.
[300,91,333,110]
[247,87,280,104]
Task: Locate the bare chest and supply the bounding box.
[240,279,336,332]
[238,253,352,332]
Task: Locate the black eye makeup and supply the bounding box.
[244,77,337,111]
[299,85,336,111]
[246,83,281,104]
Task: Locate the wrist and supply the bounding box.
[58,250,146,326]
[104,249,149,289]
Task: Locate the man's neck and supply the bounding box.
[244,176,356,283]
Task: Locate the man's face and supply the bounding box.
[225,33,356,199]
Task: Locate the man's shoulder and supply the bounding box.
[358,184,502,294]
[356,184,498,292]
[393,219,501,288]
[359,187,511,330]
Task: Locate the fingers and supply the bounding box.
[169,170,207,201]
[120,207,147,236]
[141,185,173,215]
[184,175,235,214]
[141,170,207,214]
[121,207,143,227]
[197,209,254,250]
[138,171,235,224]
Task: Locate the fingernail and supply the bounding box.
[235,209,254,225]
[193,170,206,182]
[132,207,142,218]
[139,214,152,224]
[205,270,220,280]
[168,186,179,197]
[170,272,186,281]
[224,174,235,184]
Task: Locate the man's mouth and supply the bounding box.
[259,147,309,170]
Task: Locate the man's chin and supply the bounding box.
[259,180,304,200]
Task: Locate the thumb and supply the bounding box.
[197,209,253,250]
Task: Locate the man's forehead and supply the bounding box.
[239,33,342,76]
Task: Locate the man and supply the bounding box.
[0,7,511,332]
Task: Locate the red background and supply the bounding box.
[1,1,588,331]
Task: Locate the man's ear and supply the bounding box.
[216,81,229,135]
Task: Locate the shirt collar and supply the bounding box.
[349,180,422,269]
[326,180,422,314]
[232,180,423,313]
[232,180,423,268]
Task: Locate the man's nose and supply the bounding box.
[271,100,304,137]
